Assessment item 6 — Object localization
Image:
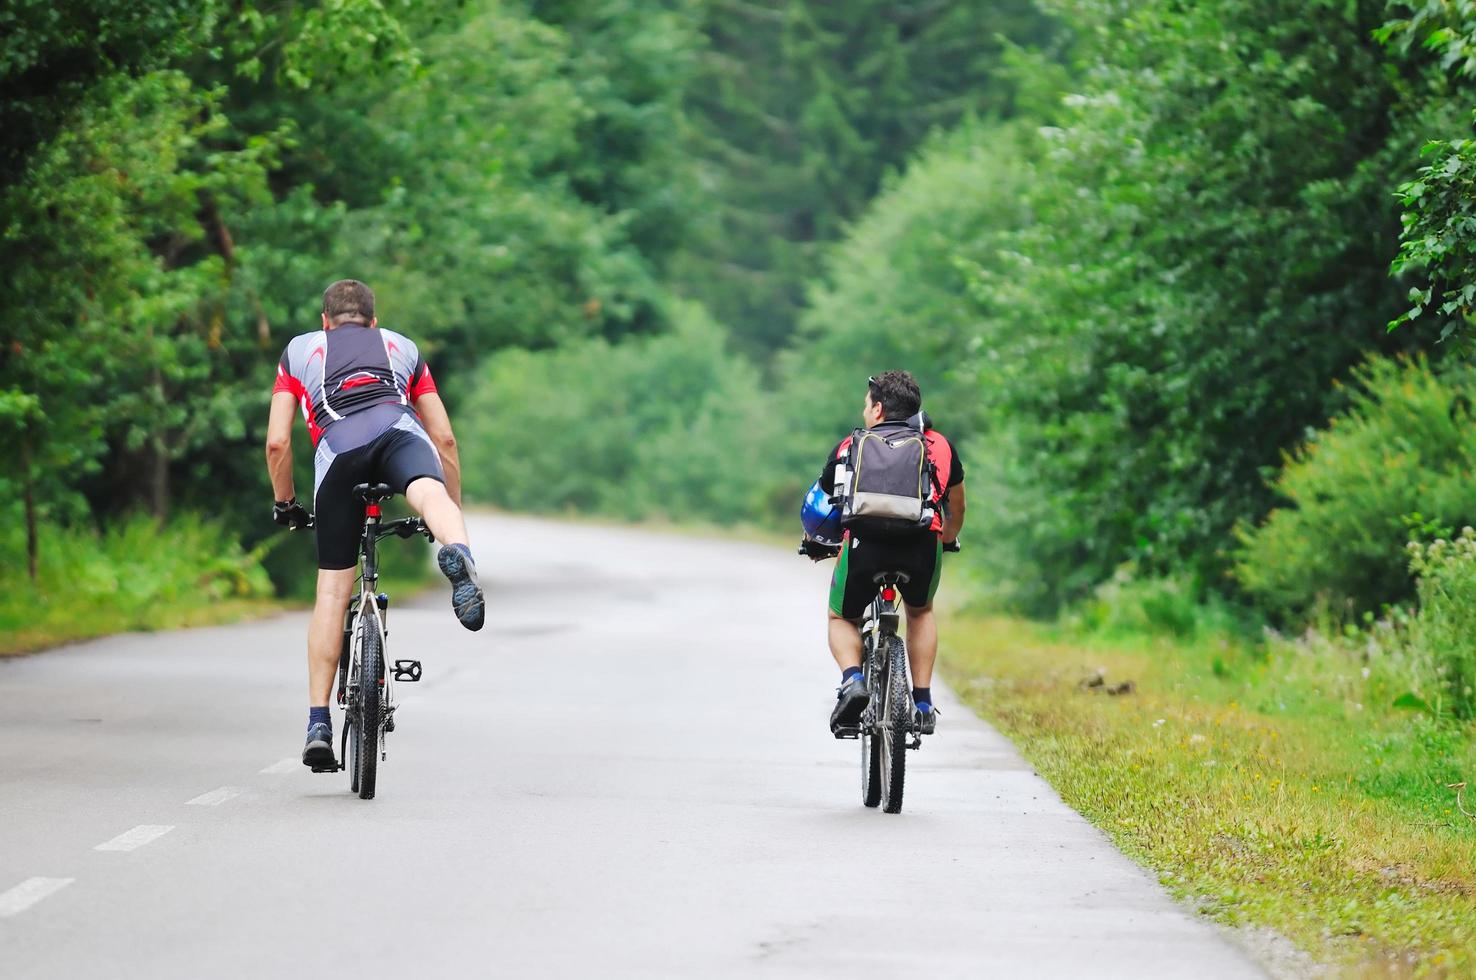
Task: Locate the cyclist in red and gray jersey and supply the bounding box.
[265,279,484,770]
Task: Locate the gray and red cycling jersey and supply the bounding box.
[272,322,438,453]
[819,429,963,535]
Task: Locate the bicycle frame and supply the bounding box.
[859,577,918,748]
[337,498,428,769]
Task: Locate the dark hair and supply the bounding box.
[322,279,375,323]
[868,370,922,421]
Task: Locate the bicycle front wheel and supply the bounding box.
[880,635,909,814]
[355,617,383,800]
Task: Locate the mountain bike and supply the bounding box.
[301,482,432,799]
[853,571,915,813]
[801,538,959,814]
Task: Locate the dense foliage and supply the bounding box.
[0,0,702,590]
[1235,357,1476,621]
[673,0,1057,354]
[459,304,781,521]
[12,0,1476,631]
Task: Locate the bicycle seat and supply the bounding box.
[353,482,395,503]
[872,571,911,586]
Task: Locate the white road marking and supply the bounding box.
[0,877,74,917]
[185,786,242,806]
[259,757,299,774]
[94,825,175,852]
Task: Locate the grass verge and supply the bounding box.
[1,514,280,656]
[945,613,1476,976]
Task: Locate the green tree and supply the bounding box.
[676,0,1058,356]
[1379,2,1476,335]
[966,0,1431,611]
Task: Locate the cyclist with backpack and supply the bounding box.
[802,371,965,735]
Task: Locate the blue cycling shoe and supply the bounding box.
[914,703,939,735]
[437,545,485,631]
[302,722,337,772]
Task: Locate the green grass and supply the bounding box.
[945,610,1476,975]
[0,514,279,655]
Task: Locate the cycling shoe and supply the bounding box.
[915,704,939,735]
[437,545,485,631]
[302,722,337,772]
[829,675,870,732]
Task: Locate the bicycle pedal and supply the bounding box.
[831,725,860,740]
[392,659,422,682]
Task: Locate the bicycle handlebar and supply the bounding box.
[798,538,841,560]
[380,517,433,542]
[281,514,432,543]
[799,537,961,558]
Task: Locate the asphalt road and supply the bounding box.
[0,514,1262,978]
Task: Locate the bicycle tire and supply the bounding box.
[860,635,883,808]
[356,616,383,800]
[881,635,908,814]
[348,714,360,793]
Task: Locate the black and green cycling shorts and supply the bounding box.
[828,530,942,620]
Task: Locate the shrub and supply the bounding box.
[1403,530,1476,720]
[1073,569,1253,644]
[0,512,273,649]
[457,302,783,525]
[1234,356,1476,622]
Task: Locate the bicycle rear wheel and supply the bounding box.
[355,616,383,800]
[860,635,883,808]
[881,635,909,814]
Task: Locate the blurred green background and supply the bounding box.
[7,0,1476,653]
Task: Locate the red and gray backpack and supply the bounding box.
[834,420,938,535]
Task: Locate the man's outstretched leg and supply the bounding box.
[405,476,484,631]
[827,610,869,731]
[304,567,355,769]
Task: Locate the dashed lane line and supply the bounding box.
[185,786,242,807]
[94,825,175,852]
[259,757,299,774]
[0,878,74,917]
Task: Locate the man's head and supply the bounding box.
[321,279,377,330]
[863,370,922,427]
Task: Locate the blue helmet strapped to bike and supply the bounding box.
[801,480,843,546]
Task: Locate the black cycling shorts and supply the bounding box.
[312,425,443,570]
[828,530,942,620]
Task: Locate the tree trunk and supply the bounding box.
[150,365,169,521]
[149,433,169,516]
[21,431,37,581]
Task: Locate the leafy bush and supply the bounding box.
[458,303,782,524]
[1403,530,1476,719]
[1235,356,1476,622]
[1072,570,1252,645]
[0,513,273,651]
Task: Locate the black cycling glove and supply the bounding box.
[273,497,312,530]
[799,538,841,561]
